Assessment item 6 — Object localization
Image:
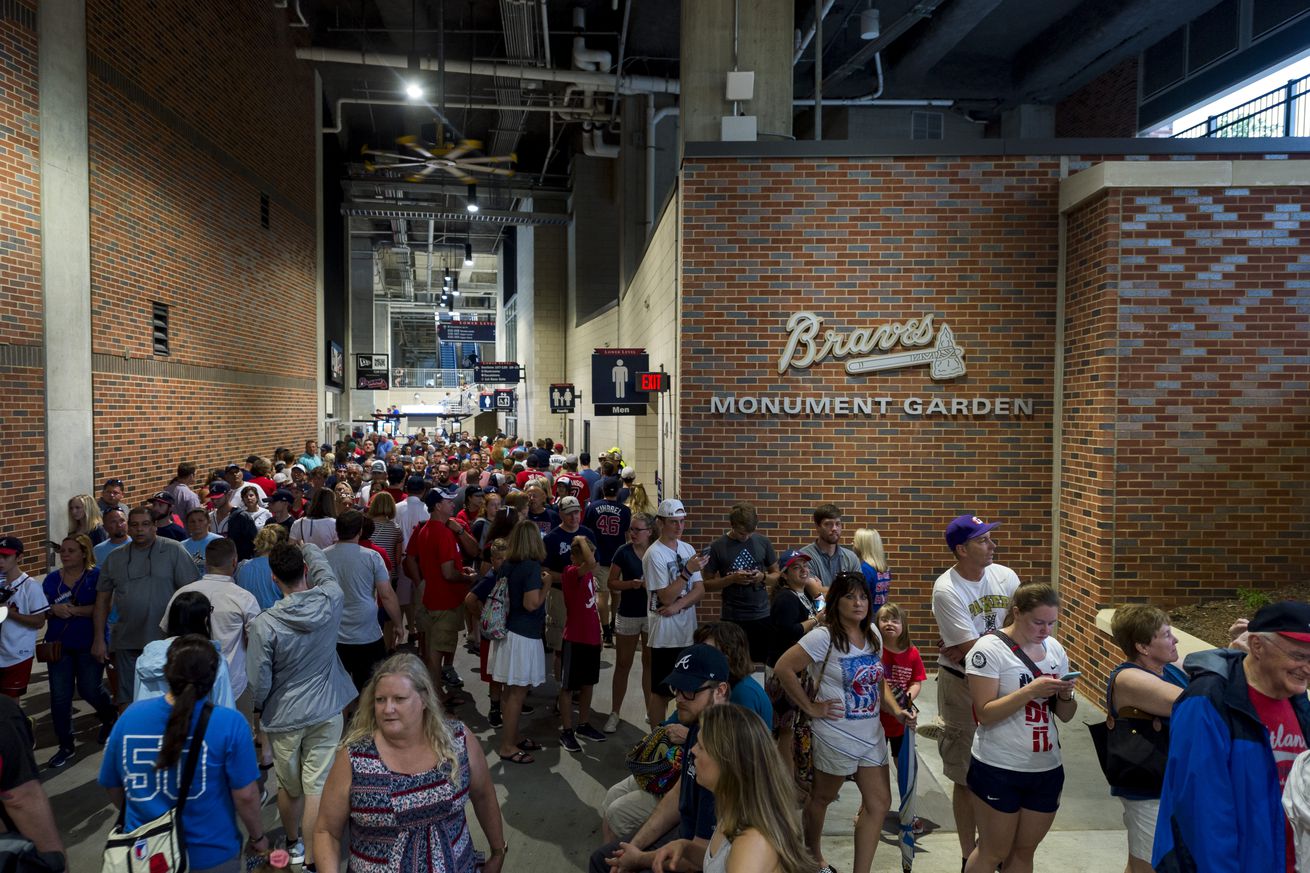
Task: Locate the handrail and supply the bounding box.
[1173,73,1310,138]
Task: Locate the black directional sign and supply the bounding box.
[494,388,516,411]
[475,362,523,384]
[550,383,577,413]
[592,348,649,416]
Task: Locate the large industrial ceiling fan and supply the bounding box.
[361,135,517,184]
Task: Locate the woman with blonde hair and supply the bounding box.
[654,703,818,873]
[314,653,507,872]
[366,491,402,583]
[490,520,549,764]
[236,524,288,610]
[67,494,106,545]
[626,482,654,517]
[852,527,891,610]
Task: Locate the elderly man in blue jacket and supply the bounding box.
[1154,601,1310,873]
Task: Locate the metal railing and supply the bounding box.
[1173,74,1310,138]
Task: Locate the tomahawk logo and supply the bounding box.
[675,654,693,671]
[778,311,967,380]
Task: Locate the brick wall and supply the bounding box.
[1057,59,1140,137]
[85,0,318,507]
[0,1,44,568]
[678,156,1061,631]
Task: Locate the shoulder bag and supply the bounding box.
[37,573,91,664]
[102,703,213,873]
[793,632,836,797]
[985,628,1053,703]
[625,725,686,796]
[1087,664,1171,795]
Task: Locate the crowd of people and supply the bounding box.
[0,432,1306,873]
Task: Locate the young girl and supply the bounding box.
[465,538,509,726]
[560,536,607,751]
[877,603,926,833]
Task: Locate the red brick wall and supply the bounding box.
[85,0,318,506]
[0,1,44,569]
[1057,59,1140,137]
[678,156,1062,646]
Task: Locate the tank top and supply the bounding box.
[702,835,732,873]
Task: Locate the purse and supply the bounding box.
[37,571,94,664]
[102,703,213,873]
[624,724,685,796]
[792,639,835,796]
[1088,664,1171,795]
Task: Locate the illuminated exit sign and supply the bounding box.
[637,371,671,393]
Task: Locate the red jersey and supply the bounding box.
[1250,685,1307,873]
[415,519,465,610]
[562,565,601,646]
[879,644,927,738]
[556,472,590,503]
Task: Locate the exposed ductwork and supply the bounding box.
[295,46,679,95]
[572,6,612,72]
[581,125,620,158]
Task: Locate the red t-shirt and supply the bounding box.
[880,645,927,738]
[250,476,277,497]
[515,469,534,489]
[557,472,590,503]
[416,519,465,611]
[1249,684,1307,873]
[562,565,601,646]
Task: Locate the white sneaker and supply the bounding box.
[603,712,621,734]
[289,839,306,866]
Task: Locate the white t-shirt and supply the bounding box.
[643,540,700,649]
[0,573,49,667]
[931,563,1022,670]
[290,517,339,549]
[798,625,887,755]
[161,575,260,698]
[965,633,1068,772]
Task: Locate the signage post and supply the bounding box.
[355,353,390,390]
[475,362,524,384]
[591,348,649,416]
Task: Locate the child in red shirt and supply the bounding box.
[559,537,607,752]
[878,603,926,832]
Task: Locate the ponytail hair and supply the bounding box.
[156,634,218,769]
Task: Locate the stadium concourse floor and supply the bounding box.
[39,646,1129,872]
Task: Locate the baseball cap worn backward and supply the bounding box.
[1250,601,1310,644]
[662,644,730,692]
[944,514,1000,550]
[657,498,686,519]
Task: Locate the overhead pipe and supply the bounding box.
[609,0,632,124]
[571,7,612,72]
[581,124,620,158]
[296,46,680,94]
[793,0,836,65]
[539,0,552,68]
[646,100,679,231]
[323,96,609,134]
[813,0,823,140]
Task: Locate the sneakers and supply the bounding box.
[575,723,607,743]
[602,624,615,648]
[916,721,945,741]
[464,638,479,654]
[288,839,306,866]
[488,705,503,728]
[603,712,621,734]
[521,704,536,716]
[46,747,75,769]
[559,729,582,753]
[441,666,464,688]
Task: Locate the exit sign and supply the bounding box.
[637,371,671,393]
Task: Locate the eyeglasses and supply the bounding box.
[1264,635,1310,665]
[675,683,715,700]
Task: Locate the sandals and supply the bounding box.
[516,738,543,752]
[500,749,535,764]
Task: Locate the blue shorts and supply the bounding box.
[967,757,1064,814]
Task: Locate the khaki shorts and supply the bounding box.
[937,667,977,785]
[269,714,343,798]
[545,587,566,650]
[420,605,465,653]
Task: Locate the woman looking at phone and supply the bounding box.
[963,583,1078,873]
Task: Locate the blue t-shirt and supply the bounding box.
[183,534,222,571]
[527,508,560,536]
[42,568,100,651]
[93,538,128,566]
[679,724,716,840]
[729,676,774,727]
[504,560,545,639]
[235,556,282,611]
[542,525,597,574]
[859,562,891,609]
[583,500,631,565]
[610,543,647,618]
[99,697,259,869]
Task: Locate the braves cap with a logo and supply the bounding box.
[558,496,582,513]
[945,514,1000,550]
[0,537,23,557]
[661,644,730,693]
[1249,601,1310,643]
[778,549,811,572]
[656,498,687,519]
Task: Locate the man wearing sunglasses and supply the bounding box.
[97,478,128,518]
[589,644,730,873]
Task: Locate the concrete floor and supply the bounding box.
[36,646,1132,872]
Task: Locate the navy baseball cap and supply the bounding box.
[0,536,23,556]
[779,549,811,571]
[661,644,730,693]
[1250,601,1310,644]
[150,491,175,506]
[268,489,294,504]
[945,514,1000,550]
[209,482,230,496]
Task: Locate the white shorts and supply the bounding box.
[602,775,659,843]
[1121,797,1160,861]
[613,614,648,637]
[813,724,889,776]
[489,631,546,688]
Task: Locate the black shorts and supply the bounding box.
[725,616,772,665]
[650,646,688,699]
[560,640,602,691]
[337,639,387,693]
[967,757,1064,814]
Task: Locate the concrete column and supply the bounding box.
[679,0,793,144]
[347,234,376,423]
[39,0,93,545]
[315,73,328,440]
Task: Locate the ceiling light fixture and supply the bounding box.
[464,242,474,266]
[859,6,880,40]
[466,183,479,213]
[405,81,424,100]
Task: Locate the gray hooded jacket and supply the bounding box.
[246,544,358,732]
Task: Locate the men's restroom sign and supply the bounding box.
[550,383,576,414]
[592,348,648,416]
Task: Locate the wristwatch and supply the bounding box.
[490,843,509,857]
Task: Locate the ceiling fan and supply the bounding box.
[361,135,517,184]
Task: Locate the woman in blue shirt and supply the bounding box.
[236,525,287,610]
[100,635,265,871]
[694,621,773,727]
[42,535,116,768]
